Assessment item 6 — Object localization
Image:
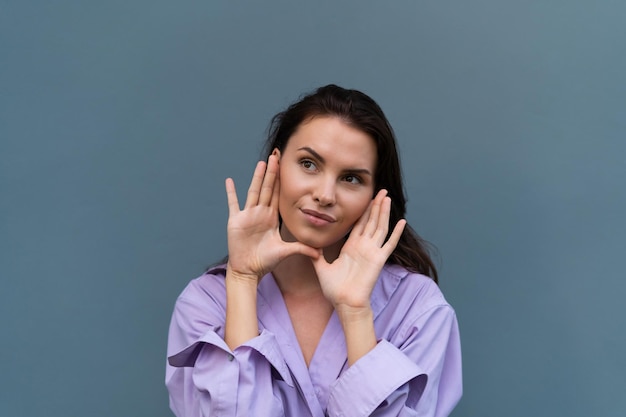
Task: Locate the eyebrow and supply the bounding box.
[297,146,373,176]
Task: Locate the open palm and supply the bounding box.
[312,190,406,309]
[225,155,319,280]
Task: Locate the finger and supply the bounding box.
[364,190,387,237]
[382,219,406,255]
[244,161,267,209]
[258,155,278,206]
[372,196,392,244]
[225,178,240,215]
[270,164,280,211]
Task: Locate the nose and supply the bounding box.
[313,177,336,207]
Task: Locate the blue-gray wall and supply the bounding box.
[2,1,624,416]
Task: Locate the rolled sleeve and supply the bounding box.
[167,327,291,416]
[165,274,293,417]
[327,340,427,417]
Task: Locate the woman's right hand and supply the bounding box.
[224,154,319,283]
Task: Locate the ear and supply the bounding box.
[272,148,281,159]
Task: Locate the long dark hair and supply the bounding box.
[263,84,439,283]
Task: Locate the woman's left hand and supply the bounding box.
[312,189,406,312]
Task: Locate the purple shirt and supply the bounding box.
[166,264,462,416]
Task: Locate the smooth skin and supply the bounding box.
[224,116,406,366]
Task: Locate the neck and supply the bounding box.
[272,254,321,296]
[274,225,344,296]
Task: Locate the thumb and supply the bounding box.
[280,241,321,261]
[310,248,329,270]
[296,243,322,260]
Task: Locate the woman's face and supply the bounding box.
[275,116,377,258]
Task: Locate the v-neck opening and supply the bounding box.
[257,274,348,415]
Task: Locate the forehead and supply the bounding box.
[284,116,377,168]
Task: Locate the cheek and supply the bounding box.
[343,195,373,223]
[277,163,311,206]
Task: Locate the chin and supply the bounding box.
[282,226,338,249]
[294,234,331,249]
[295,231,347,254]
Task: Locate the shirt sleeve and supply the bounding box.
[165,279,294,417]
[326,305,462,417]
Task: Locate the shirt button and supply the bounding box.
[227,354,234,361]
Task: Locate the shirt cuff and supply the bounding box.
[236,329,294,387]
[328,339,427,417]
[167,328,293,387]
[168,329,230,367]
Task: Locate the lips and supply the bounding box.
[301,208,337,223]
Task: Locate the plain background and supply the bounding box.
[2,1,625,416]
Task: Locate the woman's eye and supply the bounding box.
[344,175,361,185]
[300,159,316,171]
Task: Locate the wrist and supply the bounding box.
[335,304,373,324]
[335,304,376,366]
[226,264,262,285]
[224,268,260,350]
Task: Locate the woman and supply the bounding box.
[166,85,462,416]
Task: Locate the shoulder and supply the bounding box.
[167,266,231,360]
[373,265,459,349]
[373,264,455,322]
[174,264,228,313]
[180,264,226,293]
